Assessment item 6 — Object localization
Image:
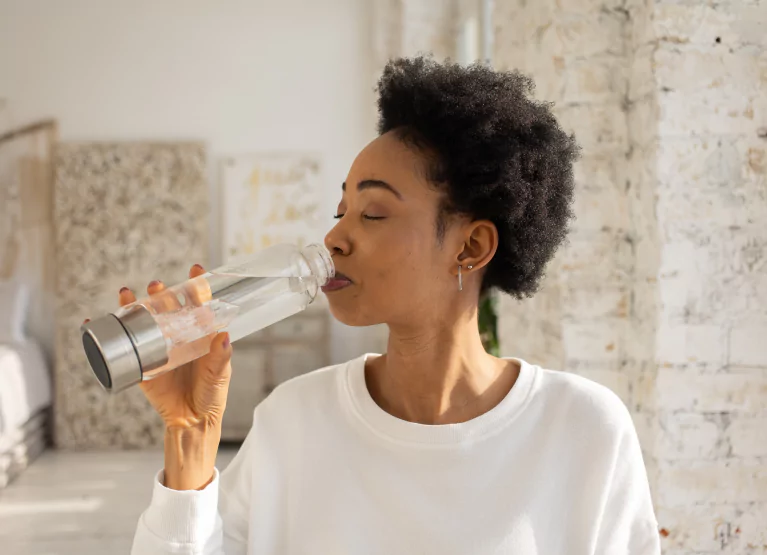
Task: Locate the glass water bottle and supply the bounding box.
[81,243,333,393]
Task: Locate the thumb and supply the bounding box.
[204,332,232,380]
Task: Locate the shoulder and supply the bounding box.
[250,356,359,427]
[271,359,348,398]
[529,363,636,440]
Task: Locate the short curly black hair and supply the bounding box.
[376,57,579,299]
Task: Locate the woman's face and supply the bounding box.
[324,131,474,329]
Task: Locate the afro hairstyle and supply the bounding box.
[376,56,579,299]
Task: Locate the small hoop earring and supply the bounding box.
[458,265,463,291]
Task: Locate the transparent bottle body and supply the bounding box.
[115,244,333,380]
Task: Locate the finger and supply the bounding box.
[147,279,165,296]
[205,332,232,380]
[146,280,183,314]
[119,287,136,307]
[185,264,211,308]
[185,274,212,307]
[189,264,205,279]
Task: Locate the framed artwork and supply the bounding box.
[219,153,324,261]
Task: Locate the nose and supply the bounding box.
[324,220,351,257]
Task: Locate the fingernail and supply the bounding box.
[119,287,129,294]
[222,334,230,349]
[83,318,90,325]
[192,264,203,270]
[148,280,160,288]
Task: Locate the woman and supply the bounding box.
[128,58,660,554]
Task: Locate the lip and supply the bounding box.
[321,271,353,293]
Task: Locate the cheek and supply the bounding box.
[366,238,443,306]
[368,227,428,281]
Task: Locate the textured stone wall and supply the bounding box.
[651,1,767,551]
[625,0,663,522]
[53,142,208,449]
[494,0,767,551]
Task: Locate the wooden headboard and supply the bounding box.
[0,120,57,357]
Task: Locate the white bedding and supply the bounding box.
[0,339,51,448]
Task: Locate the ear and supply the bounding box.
[455,219,498,272]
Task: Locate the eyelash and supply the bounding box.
[333,214,385,221]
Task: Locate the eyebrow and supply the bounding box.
[342,179,403,200]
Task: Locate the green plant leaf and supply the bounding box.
[478,292,499,356]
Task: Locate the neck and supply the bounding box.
[366,308,517,425]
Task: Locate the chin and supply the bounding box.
[325,295,381,327]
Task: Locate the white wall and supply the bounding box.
[0,0,384,362]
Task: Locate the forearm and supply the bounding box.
[134,407,256,554]
[163,425,221,491]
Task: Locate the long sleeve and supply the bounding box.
[593,417,661,555]
[131,423,257,555]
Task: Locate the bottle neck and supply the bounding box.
[301,244,334,285]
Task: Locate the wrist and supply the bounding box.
[163,425,220,491]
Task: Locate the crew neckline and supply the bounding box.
[341,354,539,447]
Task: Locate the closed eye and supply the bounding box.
[333,214,386,221]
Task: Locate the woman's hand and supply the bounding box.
[132,265,233,433]
[88,264,234,490]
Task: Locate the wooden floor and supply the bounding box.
[0,447,238,554]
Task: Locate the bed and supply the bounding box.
[0,339,51,488]
[0,120,56,487]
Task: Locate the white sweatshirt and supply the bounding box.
[132,355,661,555]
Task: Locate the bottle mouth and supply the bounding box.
[302,243,335,285]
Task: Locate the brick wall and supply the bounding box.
[494,0,767,551]
[651,1,767,551]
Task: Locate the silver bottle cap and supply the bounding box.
[81,304,169,393]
